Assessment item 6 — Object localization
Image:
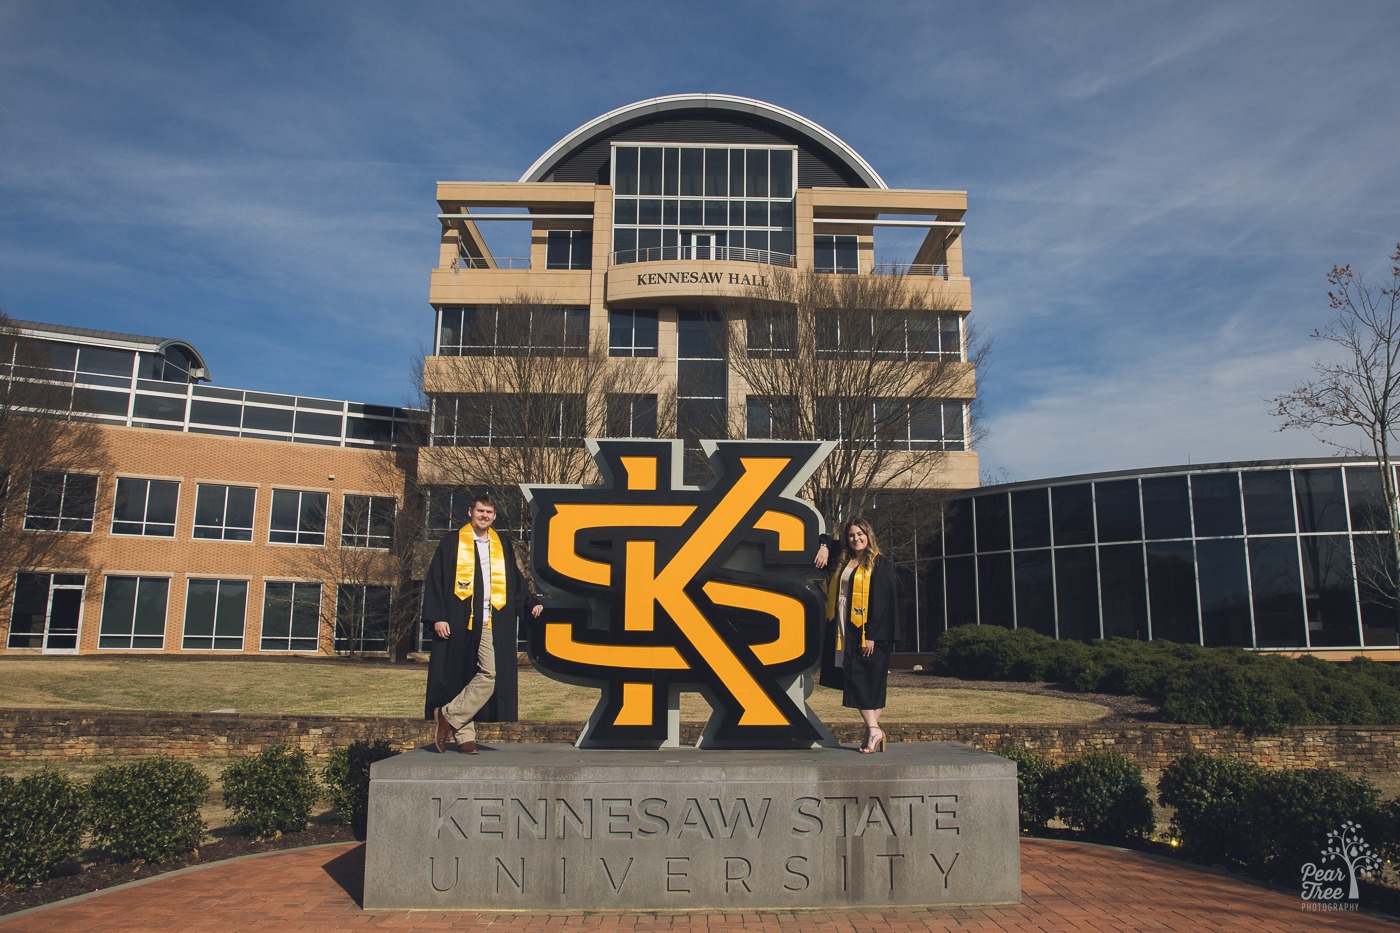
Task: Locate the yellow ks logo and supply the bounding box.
[524,439,836,748]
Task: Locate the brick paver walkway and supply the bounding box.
[2,838,1395,932]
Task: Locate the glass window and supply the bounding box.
[1242,470,1297,535]
[261,582,322,652]
[193,484,255,541]
[425,486,472,534]
[1191,472,1243,537]
[1249,537,1306,648]
[182,578,247,650]
[133,393,187,423]
[607,394,659,438]
[269,489,327,545]
[546,230,592,270]
[1011,488,1051,550]
[1300,534,1361,647]
[943,501,974,556]
[1142,475,1192,540]
[24,471,98,532]
[945,555,976,627]
[1051,484,1094,546]
[1345,466,1390,532]
[439,306,587,358]
[1295,467,1347,534]
[190,399,242,428]
[1146,541,1199,643]
[98,576,168,649]
[974,493,1011,552]
[341,495,395,549]
[336,584,391,654]
[1196,538,1252,647]
[111,478,178,537]
[1094,479,1141,543]
[814,235,859,274]
[746,307,797,358]
[608,309,659,357]
[1054,546,1099,640]
[1013,549,1056,637]
[1099,543,1148,640]
[977,552,1014,628]
[1355,534,1400,647]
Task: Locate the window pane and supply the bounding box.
[1147,541,1199,643]
[1013,550,1055,636]
[977,552,1013,628]
[1054,547,1099,640]
[1142,475,1192,539]
[1011,488,1051,550]
[1197,538,1252,647]
[1191,472,1242,537]
[1100,544,1148,639]
[1094,479,1141,543]
[1242,470,1297,535]
[974,493,1010,552]
[1249,536,1306,648]
[1051,484,1094,546]
[1300,534,1360,647]
[1345,466,1389,532]
[1295,468,1347,534]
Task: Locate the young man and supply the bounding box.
[422,493,542,753]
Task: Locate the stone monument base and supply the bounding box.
[363,742,1019,910]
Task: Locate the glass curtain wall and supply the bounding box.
[611,144,797,264]
[924,462,1400,652]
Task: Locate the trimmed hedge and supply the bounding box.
[934,625,1400,728]
[1044,752,1155,843]
[995,748,1055,831]
[89,756,209,862]
[324,739,397,840]
[220,745,321,839]
[0,769,88,890]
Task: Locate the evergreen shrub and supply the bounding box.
[1044,752,1155,843]
[89,756,209,862]
[324,739,397,839]
[220,745,321,839]
[995,748,1055,830]
[0,770,88,889]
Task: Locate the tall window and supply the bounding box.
[546,230,592,270]
[260,581,321,652]
[98,576,169,649]
[336,584,391,654]
[813,235,859,274]
[182,578,248,650]
[7,572,85,650]
[611,144,797,263]
[111,478,179,537]
[425,486,472,534]
[269,489,328,545]
[606,394,659,438]
[24,472,98,532]
[341,495,396,549]
[437,306,588,357]
[193,484,256,540]
[677,310,727,480]
[607,309,659,357]
[745,307,798,359]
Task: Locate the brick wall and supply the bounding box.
[2,709,1397,776]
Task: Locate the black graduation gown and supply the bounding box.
[829,553,900,710]
[422,528,531,723]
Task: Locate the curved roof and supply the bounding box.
[521,94,887,189]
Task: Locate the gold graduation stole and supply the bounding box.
[826,550,877,649]
[454,527,508,629]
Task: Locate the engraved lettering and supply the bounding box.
[856,797,895,837]
[665,856,690,893]
[637,797,670,836]
[560,855,567,894]
[636,274,646,286]
[512,798,547,839]
[495,857,524,894]
[429,856,459,892]
[782,855,810,891]
[603,797,634,837]
[827,796,860,836]
[931,851,960,888]
[600,856,634,892]
[791,797,823,836]
[432,796,471,839]
[476,797,505,837]
[876,852,904,891]
[676,798,713,838]
[729,272,740,284]
[556,798,593,839]
[890,795,924,835]
[709,797,770,838]
[840,853,849,891]
[724,856,753,893]
[932,795,959,834]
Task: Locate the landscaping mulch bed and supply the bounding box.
[890,670,1162,722]
[0,820,356,917]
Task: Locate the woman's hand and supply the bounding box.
[861,642,874,657]
[814,542,829,569]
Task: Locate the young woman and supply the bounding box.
[814,517,901,753]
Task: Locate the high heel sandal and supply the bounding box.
[859,728,886,754]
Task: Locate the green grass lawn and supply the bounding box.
[0,656,1111,724]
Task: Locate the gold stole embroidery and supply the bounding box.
[826,553,877,649]
[454,527,508,629]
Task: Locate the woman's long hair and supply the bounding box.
[843,516,880,570]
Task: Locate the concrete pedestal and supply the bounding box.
[363,742,1019,911]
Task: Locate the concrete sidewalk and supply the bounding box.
[3,838,1395,932]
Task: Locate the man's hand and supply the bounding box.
[531,604,543,618]
[433,621,450,639]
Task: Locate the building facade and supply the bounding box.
[419,94,981,639]
[0,320,418,656]
[925,459,1400,661]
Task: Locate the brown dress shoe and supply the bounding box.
[458,740,479,754]
[434,708,453,753]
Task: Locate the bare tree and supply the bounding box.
[718,267,984,562]
[421,292,673,553]
[1272,243,1400,611]
[0,312,111,611]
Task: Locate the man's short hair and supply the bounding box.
[472,491,497,510]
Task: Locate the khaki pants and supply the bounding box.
[441,620,494,743]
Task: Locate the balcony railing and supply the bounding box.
[451,256,532,270]
[610,246,797,267]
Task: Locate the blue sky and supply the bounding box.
[2,1,1398,483]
